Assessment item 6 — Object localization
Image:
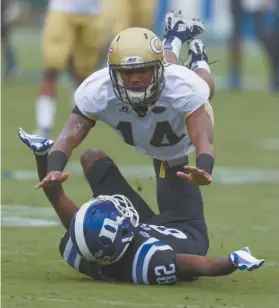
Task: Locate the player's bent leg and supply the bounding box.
[73,15,103,81]
[132,0,156,28]
[42,12,74,72]
[153,158,209,249]
[34,12,74,137]
[80,148,155,222]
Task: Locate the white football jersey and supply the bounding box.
[49,0,102,15]
[75,64,210,162]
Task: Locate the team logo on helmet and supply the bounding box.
[150,37,163,54]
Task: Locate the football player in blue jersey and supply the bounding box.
[18,128,264,285]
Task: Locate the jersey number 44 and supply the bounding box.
[116,121,185,147]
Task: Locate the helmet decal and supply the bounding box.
[150,37,163,54]
[70,195,139,264]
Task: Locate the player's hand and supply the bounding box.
[34,171,69,189]
[228,247,264,271]
[176,165,212,185]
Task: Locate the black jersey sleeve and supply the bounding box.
[131,237,178,285]
[59,230,102,280]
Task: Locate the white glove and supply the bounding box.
[18,127,54,156]
[228,247,264,271]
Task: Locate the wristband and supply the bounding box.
[196,154,214,175]
[47,151,68,173]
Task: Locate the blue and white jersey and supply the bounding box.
[131,236,177,285]
[59,223,186,285]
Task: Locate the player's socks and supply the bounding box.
[228,69,241,90]
[271,61,279,92]
[35,95,56,138]
[4,44,18,74]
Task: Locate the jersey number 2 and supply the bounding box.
[116,121,185,147]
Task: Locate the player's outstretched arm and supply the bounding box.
[176,254,236,278]
[176,247,264,279]
[35,111,95,189]
[18,128,79,228]
[35,154,78,228]
[177,105,214,185]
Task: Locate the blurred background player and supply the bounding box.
[100,0,157,66]
[228,0,279,91]
[1,0,21,79]
[34,0,103,138]
[108,0,157,35]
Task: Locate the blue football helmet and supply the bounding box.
[70,195,139,265]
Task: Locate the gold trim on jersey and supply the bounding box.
[204,101,214,126]
[159,161,168,178]
[85,115,97,121]
[184,101,214,126]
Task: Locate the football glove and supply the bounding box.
[164,11,205,45]
[228,247,264,271]
[18,127,54,156]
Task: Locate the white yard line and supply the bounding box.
[2,164,279,184]
[256,139,279,151]
[266,262,279,267]
[1,205,279,230]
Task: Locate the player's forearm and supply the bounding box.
[201,256,237,276]
[48,113,93,172]
[194,133,214,176]
[193,133,214,158]
[176,254,236,278]
[187,107,214,156]
[187,106,214,174]
[35,154,78,228]
[190,121,214,160]
[194,68,215,100]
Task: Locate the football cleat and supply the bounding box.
[18,127,54,156]
[228,247,265,271]
[184,38,209,70]
[164,11,205,45]
[164,10,183,34]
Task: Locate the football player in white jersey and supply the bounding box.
[34,14,215,222]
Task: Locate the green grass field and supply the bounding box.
[1,28,279,308]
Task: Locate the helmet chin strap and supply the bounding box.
[126,89,146,104]
[116,71,155,107]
